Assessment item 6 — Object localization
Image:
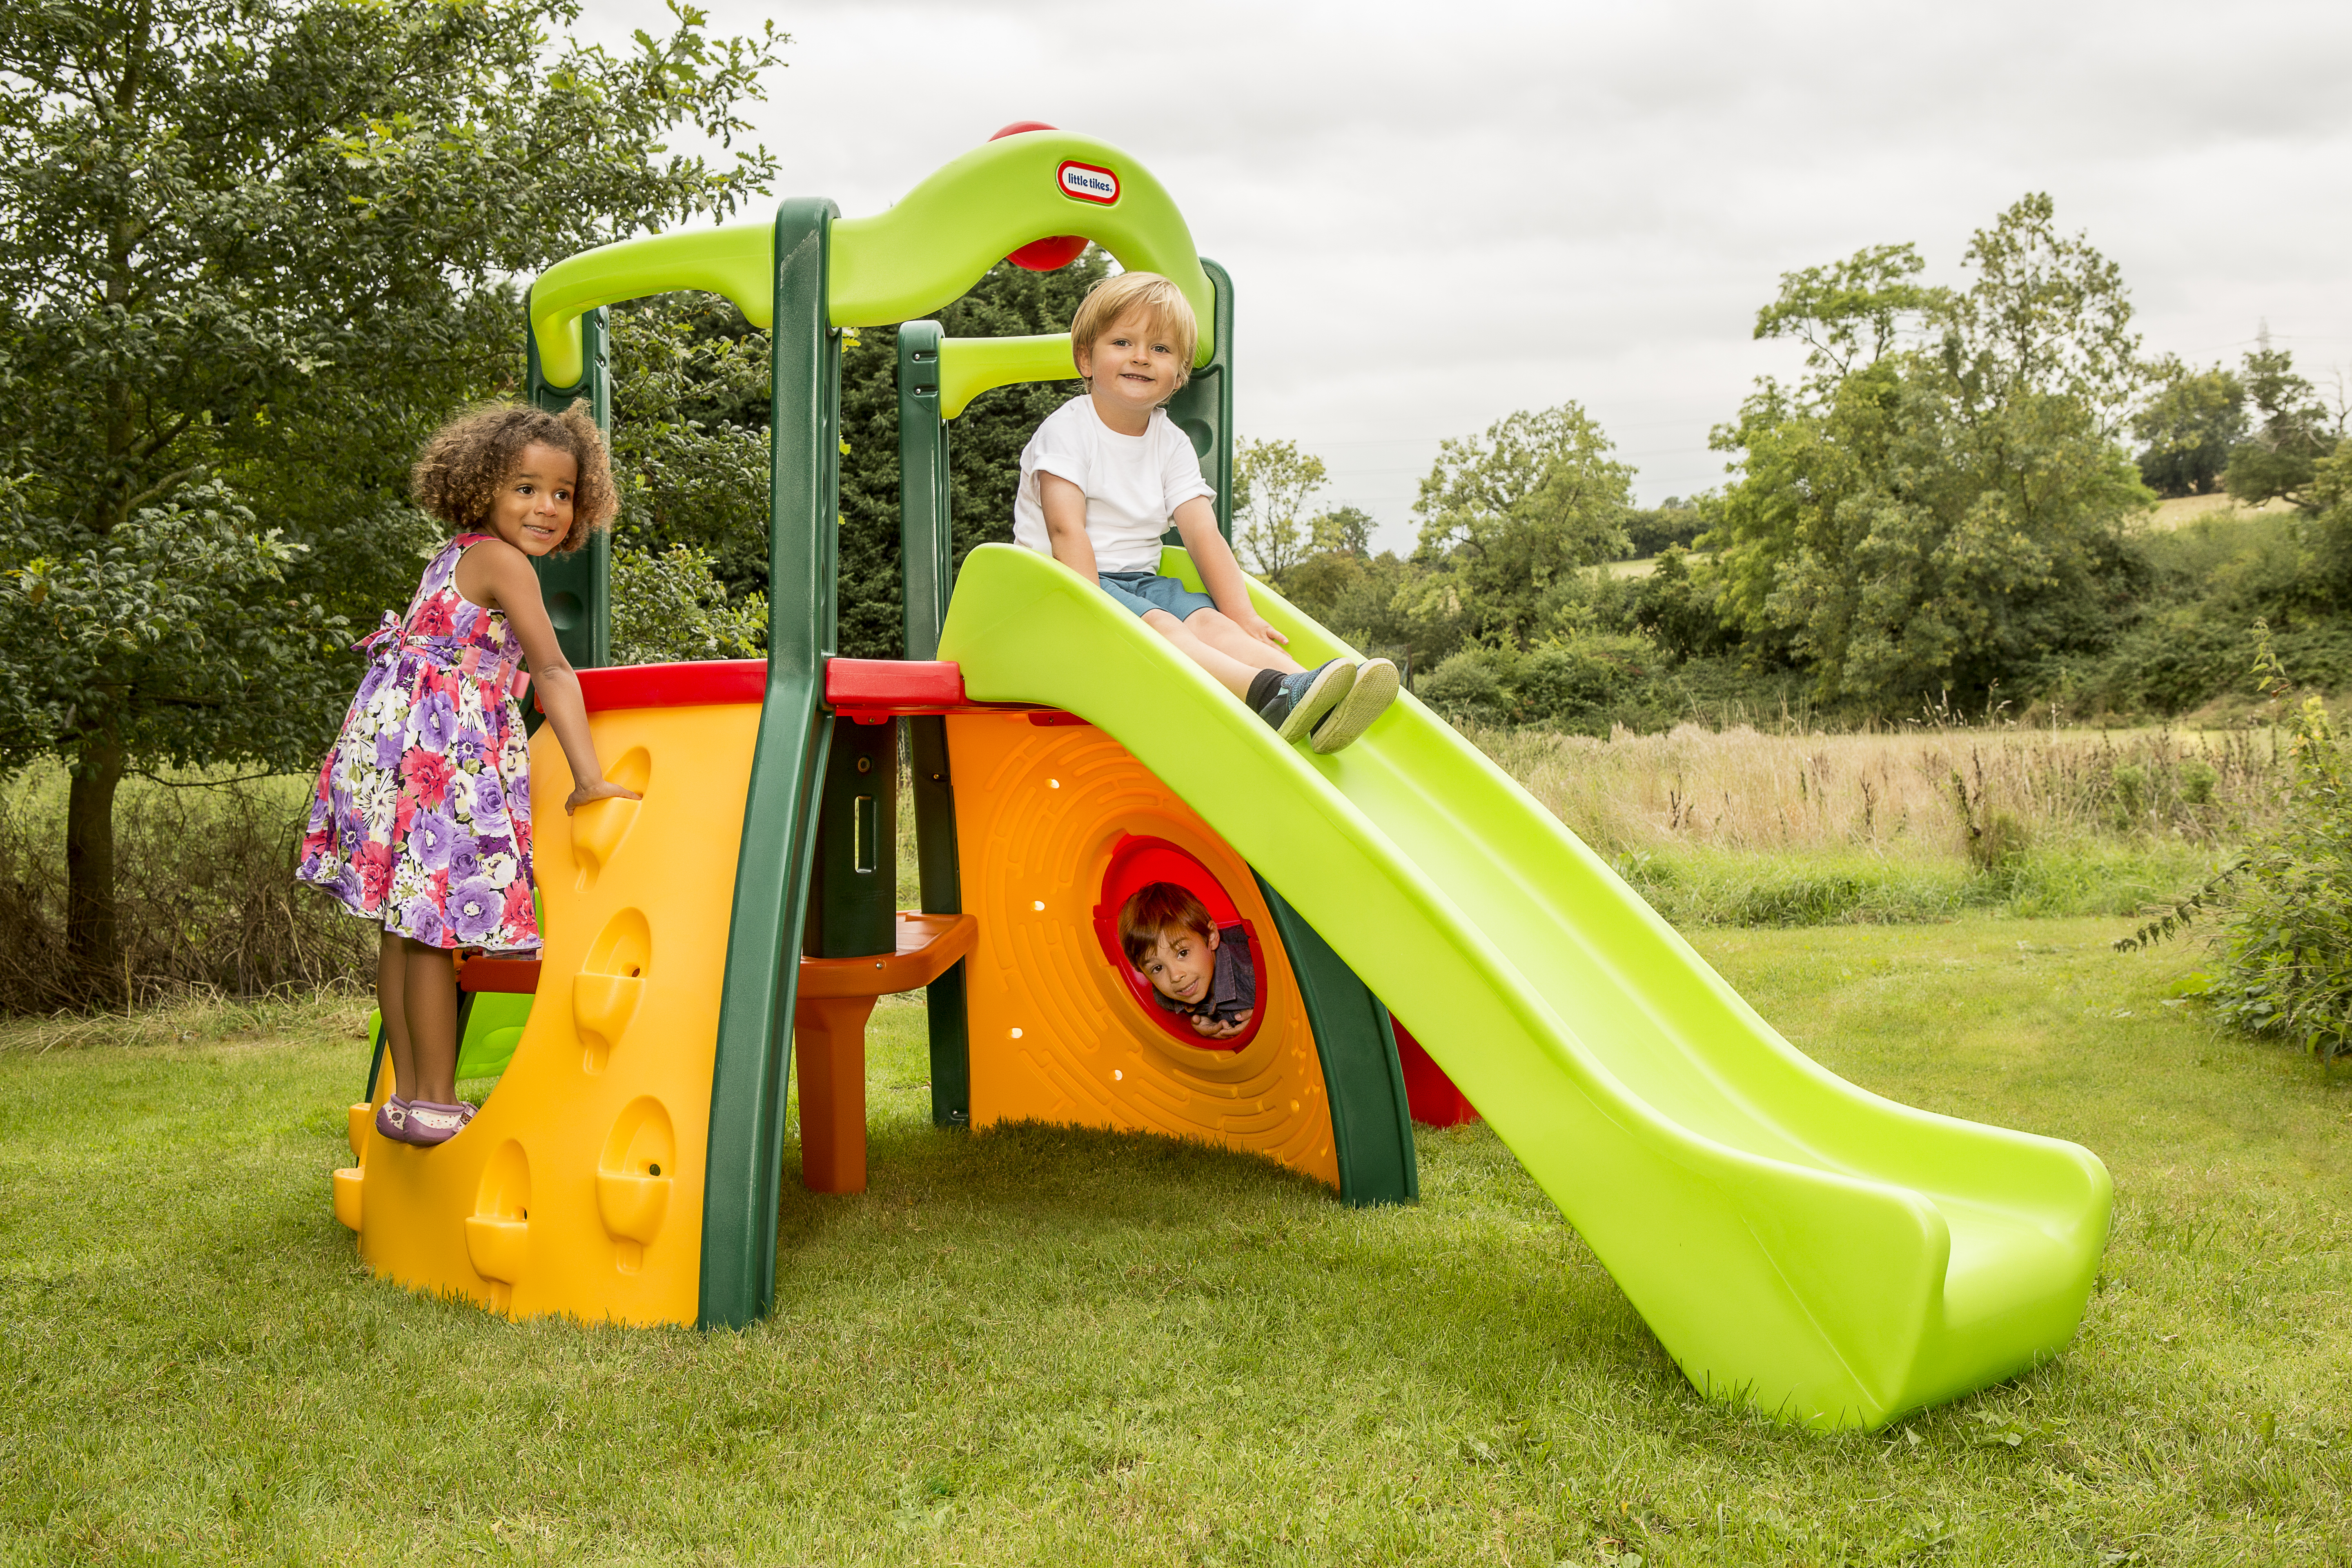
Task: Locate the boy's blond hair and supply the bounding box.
[1069,273,1198,394]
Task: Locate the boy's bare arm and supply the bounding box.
[1038,474,1101,582]
[1172,497,1287,650]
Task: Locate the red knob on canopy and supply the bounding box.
[990,121,1089,272]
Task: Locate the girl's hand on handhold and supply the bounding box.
[565,777,643,815]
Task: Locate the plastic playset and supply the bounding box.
[331,127,2113,1430]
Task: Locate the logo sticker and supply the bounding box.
[1057,160,1119,205]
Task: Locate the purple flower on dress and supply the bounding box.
[374,728,403,771]
[473,832,514,860]
[400,897,446,947]
[447,842,488,884]
[410,806,457,871]
[447,877,504,944]
[413,690,459,754]
[469,771,507,822]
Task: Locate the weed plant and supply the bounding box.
[0,766,374,1015]
[1477,720,2273,926]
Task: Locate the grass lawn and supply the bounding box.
[2,918,2347,1566]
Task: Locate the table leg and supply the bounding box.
[793,994,879,1192]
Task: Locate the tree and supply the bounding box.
[2226,336,2343,511]
[1412,403,1631,648]
[2133,360,2247,497]
[1234,437,1329,585]
[0,0,783,997]
[1309,503,1374,558]
[1710,195,2152,706]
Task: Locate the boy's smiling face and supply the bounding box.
[1139,921,1219,1009]
[1076,308,1184,430]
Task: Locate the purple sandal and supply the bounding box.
[374,1096,413,1143]
[403,1100,477,1148]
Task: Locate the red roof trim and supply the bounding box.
[571,659,767,713]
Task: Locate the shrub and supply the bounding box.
[610,543,768,666]
[1421,650,1512,726]
[2206,682,2351,1060]
[2121,632,2352,1060]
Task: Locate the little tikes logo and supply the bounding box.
[1057,160,1119,205]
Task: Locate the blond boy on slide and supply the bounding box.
[1011,272,1399,752]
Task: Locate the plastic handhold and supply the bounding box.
[332,1167,363,1231]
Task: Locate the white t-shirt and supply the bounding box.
[1012,396,1216,574]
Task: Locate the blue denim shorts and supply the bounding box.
[1098,570,1216,621]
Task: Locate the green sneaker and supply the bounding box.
[1310,657,1400,754]
[1257,660,1355,745]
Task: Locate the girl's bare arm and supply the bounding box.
[1172,497,1287,649]
[470,541,640,814]
[1038,473,1101,582]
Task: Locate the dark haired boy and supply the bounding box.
[1117,881,1257,1040]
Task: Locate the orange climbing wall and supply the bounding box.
[947,712,1340,1187]
[332,688,762,1325]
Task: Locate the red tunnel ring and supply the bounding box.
[1091,835,1265,1054]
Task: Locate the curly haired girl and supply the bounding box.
[298,400,638,1147]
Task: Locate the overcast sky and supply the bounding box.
[584,0,2352,552]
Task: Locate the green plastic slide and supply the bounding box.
[938,543,2112,1430]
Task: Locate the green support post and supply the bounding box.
[524,307,613,673]
[898,321,970,1127]
[1162,258,1235,544]
[1253,874,1418,1206]
[699,198,842,1330]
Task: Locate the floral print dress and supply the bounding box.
[297,534,540,952]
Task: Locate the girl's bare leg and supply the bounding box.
[1140,609,1304,698]
[376,929,417,1099]
[400,938,461,1105]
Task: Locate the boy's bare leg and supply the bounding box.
[400,937,461,1105]
[1181,610,1306,676]
[1140,609,1298,698]
[376,929,418,1100]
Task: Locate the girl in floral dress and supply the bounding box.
[298,401,638,1147]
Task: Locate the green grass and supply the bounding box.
[3,920,2348,1565]
[1617,843,2228,929]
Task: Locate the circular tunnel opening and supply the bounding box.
[1092,835,1266,1054]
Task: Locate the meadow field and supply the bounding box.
[2,719,2345,1564]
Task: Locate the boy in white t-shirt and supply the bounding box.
[1012,272,1399,753]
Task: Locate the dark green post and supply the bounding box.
[698,198,841,1330]
[1253,873,1418,1206]
[1163,258,1235,545]
[898,321,969,1127]
[804,716,898,958]
[524,307,612,671]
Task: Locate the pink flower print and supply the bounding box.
[356,842,395,906]
[501,878,535,931]
[394,793,418,836]
[413,598,456,638]
[403,749,454,809]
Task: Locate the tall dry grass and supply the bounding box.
[0,768,376,1016]
[1473,721,2279,860]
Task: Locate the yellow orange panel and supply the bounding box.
[336,700,760,1325]
[947,712,1338,1187]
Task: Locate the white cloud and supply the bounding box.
[581,0,2352,548]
